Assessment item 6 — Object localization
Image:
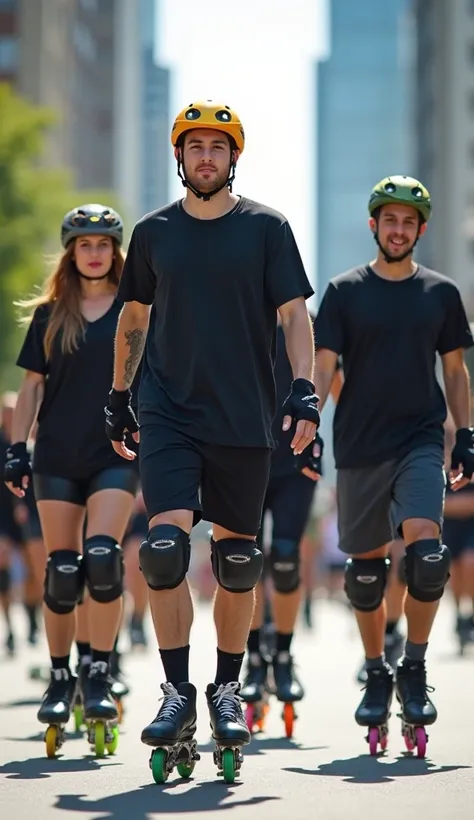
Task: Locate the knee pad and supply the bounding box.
[270,538,300,593]
[211,537,263,593]
[83,535,123,603]
[405,539,451,603]
[139,525,190,591]
[344,557,390,612]
[44,550,84,614]
[0,567,11,594]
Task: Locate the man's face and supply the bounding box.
[370,203,426,258]
[180,128,236,193]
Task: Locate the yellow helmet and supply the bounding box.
[171,100,245,154]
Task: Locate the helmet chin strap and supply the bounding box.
[373,232,420,264]
[177,157,236,202]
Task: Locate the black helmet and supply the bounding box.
[61,203,123,248]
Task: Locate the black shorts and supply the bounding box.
[139,419,272,535]
[260,471,317,545]
[443,518,474,561]
[125,511,149,540]
[33,466,139,507]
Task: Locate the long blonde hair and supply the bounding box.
[17,240,125,360]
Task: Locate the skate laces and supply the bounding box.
[51,668,69,682]
[157,682,187,721]
[400,661,435,697]
[212,682,242,719]
[89,661,108,678]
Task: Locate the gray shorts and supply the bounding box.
[337,444,446,555]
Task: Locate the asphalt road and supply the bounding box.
[0,597,472,820]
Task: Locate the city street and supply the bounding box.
[0,598,472,820]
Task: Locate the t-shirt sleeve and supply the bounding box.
[313,283,344,354]
[437,284,474,355]
[265,218,314,308]
[118,224,156,305]
[16,306,49,375]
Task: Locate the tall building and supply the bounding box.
[414,0,474,311]
[139,0,170,215]
[316,0,413,294]
[315,0,413,481]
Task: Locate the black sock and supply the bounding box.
[159,646,190,686]
[51,655,70,672]
[276,632,293,654]
[25,603,38,626]
[215,648,245,685]
[385,620,398,636]
[91,649,110,667]
[76,641,91,663]
[247,628,261,654]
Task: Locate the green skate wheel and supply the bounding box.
[106,726,119,755]
[73,705,84,732]
[151,748,169,783]
[177,760,195,779]
[221,749,235,784]
[94,722,106,758]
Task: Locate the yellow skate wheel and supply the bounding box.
[222,748,235,784]
[94,722,105,758]
[106,726,119,755]
[45,726,58,759]
[151,748,169,783]
[73,705,84,732]
[177,760,195,778]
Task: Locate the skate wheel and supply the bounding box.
[73,705,84,732]
[415,727,427,758]
[45,726,59,759]
[380,732,388,752]
[245,704,255,731]
[404,734,415,752]
[94,722,106,758]
[283,703,295,738]
[106,726,119,755]
[177,761,195,779]
[221,748,236,784]
[151,748,169,784]
[368,727,379,756]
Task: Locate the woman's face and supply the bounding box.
[73,234,114,278]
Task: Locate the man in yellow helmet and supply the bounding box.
[312,175,474,757]
[104,100,318,781]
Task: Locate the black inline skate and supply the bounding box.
[206,681,250,783]
[142,682,200,784]
[271,652,304,738]
[82,661,119,757]
[240,654,269,733]
[395,659,436,758]
[37,668,77,758]
[355,663,394,755]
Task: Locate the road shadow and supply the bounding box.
[0,754,118,781]
[54,783,280,818]
[0,697,42,708]
[197,734,327,757]
[284,753,472,784]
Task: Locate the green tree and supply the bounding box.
[0,83,123,392]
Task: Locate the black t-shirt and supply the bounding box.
[314,265,474,469]
[270,315,317,479]
[16,299,139,480]
[118,196,313,448]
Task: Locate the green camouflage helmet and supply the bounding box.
[368,175,432,222]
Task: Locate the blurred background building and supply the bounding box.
[0,0,170,225]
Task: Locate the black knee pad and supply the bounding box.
[44,550,84,614]
[83,535,123,603]
[139,525,190,591]
[211,537,263,593]
[0,567,11,594]
[344,557,390,612]
[270,538,300,593]
[405,539,451,603]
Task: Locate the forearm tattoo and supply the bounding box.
[123,328,145,388]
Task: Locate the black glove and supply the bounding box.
[295,433,324,475]
[3,441,32,489]
[105,389,139,443]
[451,427,474,480]
[281,378,320,427]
